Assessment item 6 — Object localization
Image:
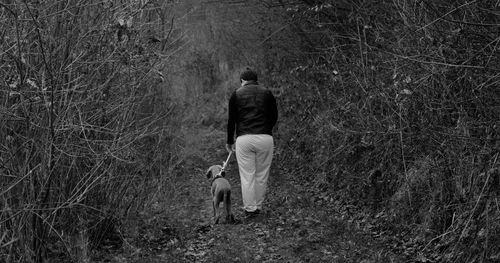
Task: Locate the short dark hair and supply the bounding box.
[240,68,258,81]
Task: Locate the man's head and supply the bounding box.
[240,68,258,82]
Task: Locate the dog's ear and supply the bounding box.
[206,170,212,179]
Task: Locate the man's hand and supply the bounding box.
[226,144,235,153]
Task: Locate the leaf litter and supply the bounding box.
[93,128,405,263]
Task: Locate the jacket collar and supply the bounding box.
[242,80,259,86]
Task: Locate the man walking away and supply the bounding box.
[226,68,278,219]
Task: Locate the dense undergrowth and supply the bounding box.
[265,1,500,262]
[0,1,186,262]
[1,0,498,262]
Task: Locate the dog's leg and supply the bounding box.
[212,198,216,217]
[211,183,219,224]
[213,197,219,224]
[214,196,223,224]
[222,191,228,223]
[224,191,234,223]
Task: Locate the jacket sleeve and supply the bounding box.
[227,91,237,144]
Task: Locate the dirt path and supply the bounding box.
[99,127,403,263]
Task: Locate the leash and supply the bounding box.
[215,151,233,177]
[221,151,233,173]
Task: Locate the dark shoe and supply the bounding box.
[244,209,261,219]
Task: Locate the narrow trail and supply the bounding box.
[104,127,403,263]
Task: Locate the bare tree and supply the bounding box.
[1,1,185,262]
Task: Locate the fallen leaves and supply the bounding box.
[90,129,408,263]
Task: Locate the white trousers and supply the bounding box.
[235,134,274,212]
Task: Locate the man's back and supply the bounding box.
[233,83,277,137]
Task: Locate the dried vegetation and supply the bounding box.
[1,0,499,262]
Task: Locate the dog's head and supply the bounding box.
[205,165,225,180]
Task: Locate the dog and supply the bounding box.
[205,165,235,224]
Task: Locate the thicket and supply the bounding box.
[0,1,185,262]
[259,0,499,261]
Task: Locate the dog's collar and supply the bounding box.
[211,173,224,183]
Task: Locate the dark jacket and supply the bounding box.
[227,81,278,144]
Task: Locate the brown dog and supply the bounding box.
[205,165,234,224]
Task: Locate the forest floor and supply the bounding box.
[93,126,408,263]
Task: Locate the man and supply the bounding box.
[226,68,278,218]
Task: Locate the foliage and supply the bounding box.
[264,0,499,261]
[0,1,184,262]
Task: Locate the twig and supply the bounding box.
[375,46,500,71]
[258,22,291,46]
[0,164,40,197]
[398,103,410,205]
[418,0,478,32]
[454,153,499,251]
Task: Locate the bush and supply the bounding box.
[0,1,184,262]
[262,0,499,260]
